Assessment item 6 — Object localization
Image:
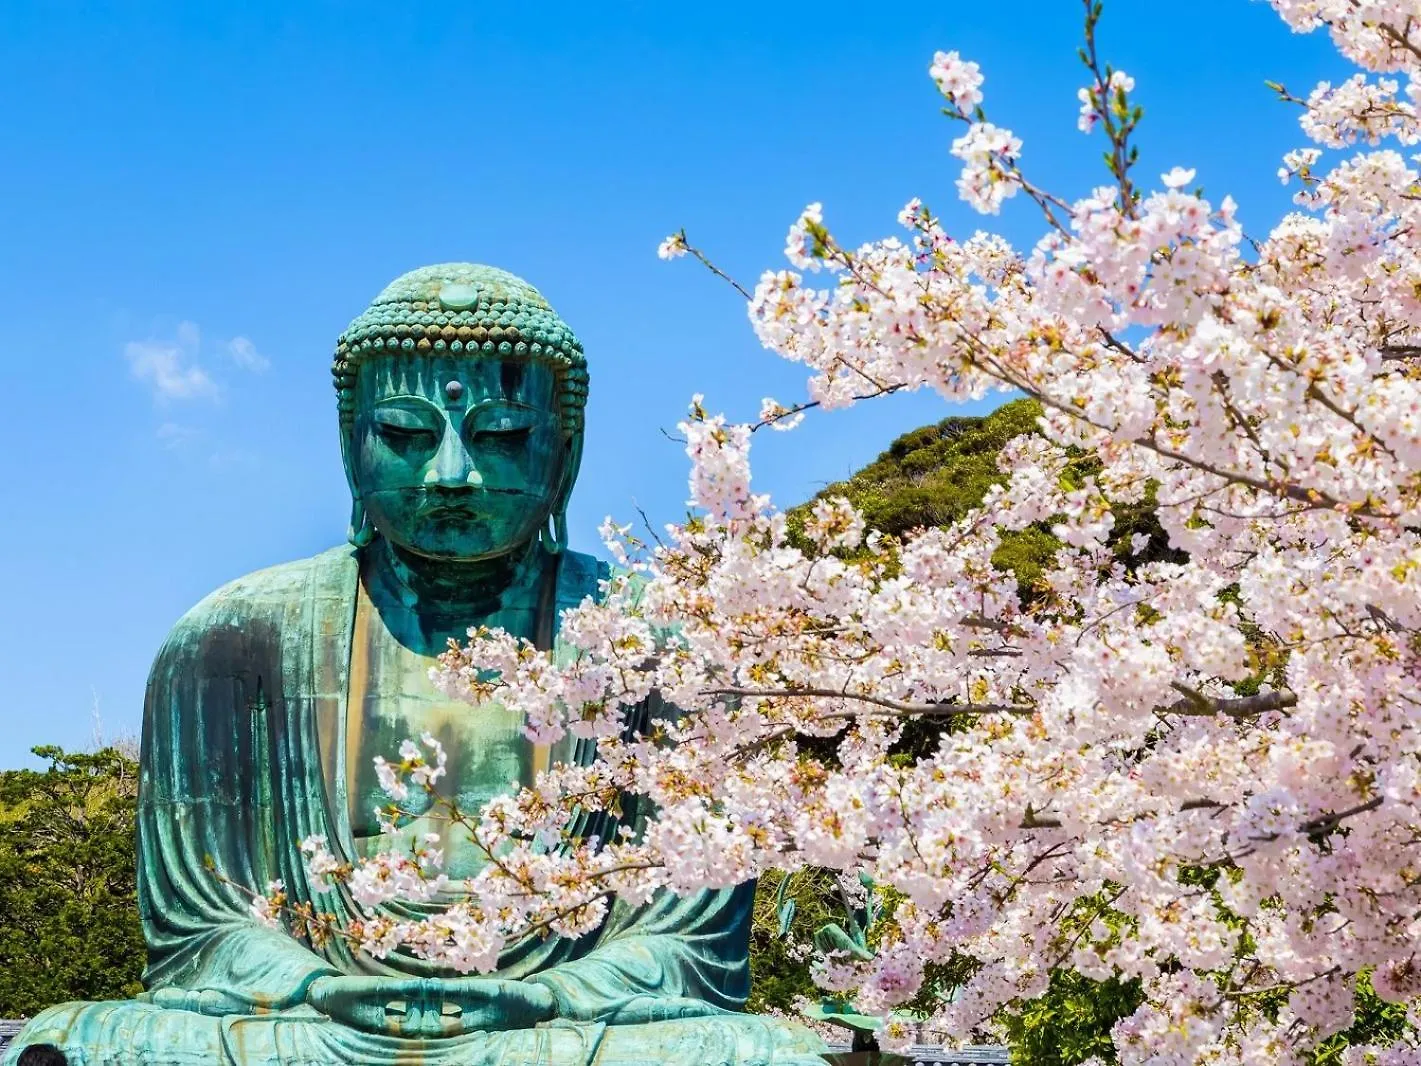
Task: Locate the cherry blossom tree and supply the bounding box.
[271,2,1421,1061]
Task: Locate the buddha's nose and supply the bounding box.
[423,424,484,487]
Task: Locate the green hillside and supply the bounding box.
[790,396,1176,590]
[805,398,1044,537]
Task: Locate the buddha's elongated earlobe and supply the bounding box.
[539,508,568,555]
[539,434,582,556]
[348,496,374,547]
[341,430,374,547]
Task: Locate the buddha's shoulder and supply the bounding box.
[168,544,358,635]
[161,544,612,651]
[558,548,612,596]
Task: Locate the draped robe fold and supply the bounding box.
[5,545,828,1066]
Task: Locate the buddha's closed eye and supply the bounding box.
[472,425,533,448]
[377,422,439,447]
[372,405,443,452]
[465,404,543,444]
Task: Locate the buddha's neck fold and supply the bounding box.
[367,535,544,615]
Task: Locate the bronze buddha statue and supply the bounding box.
[5,265,828,1066]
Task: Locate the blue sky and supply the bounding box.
[0,1,1345,764]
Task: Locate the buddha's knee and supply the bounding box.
[3,1000,227,1066]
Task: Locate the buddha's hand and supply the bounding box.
[306,975,556,1036]
[593,995,732,1026]
[144,986,254,1016]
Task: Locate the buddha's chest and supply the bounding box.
[344,593,542,879]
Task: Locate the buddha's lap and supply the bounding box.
[6,999,830,1066]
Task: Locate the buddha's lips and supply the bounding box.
[413,489,536,517]
[420,500,479,518]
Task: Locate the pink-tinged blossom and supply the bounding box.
[1161,166,1196,188]
[784,203,826,271]
[300,834,343,890]
[371,756,407,802]
[929,50,984,111]
[1077,70,1135,134]
[950,122,1023,214]
[657,232,688,259]
[803,497,866,552]
[758,397,805,431]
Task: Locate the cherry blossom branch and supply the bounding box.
[1380,345,1421,362]
[705,687,1033,718]
[657,229,752,300]
[1077,0,1141,216]
[751,383,906,432]
[1165,683,1297,719]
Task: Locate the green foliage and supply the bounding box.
[1314,972,1411,1064]
[1001,970,1143,1066]
[789,397,1181,596]
[827,399,1042,534]
[0,746,145,1017]
[748,868,841,1014]
[789,398,1040,539]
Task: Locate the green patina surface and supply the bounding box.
[6,265,829,1066]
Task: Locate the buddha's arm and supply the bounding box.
[528,881,755,1024]
[137,602,339,1013]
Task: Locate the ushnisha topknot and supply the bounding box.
[332,263,589,439]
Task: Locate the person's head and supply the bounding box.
[17,1043,68,1066]
[333,264,588,562]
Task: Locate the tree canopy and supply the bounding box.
[0,747,145,1018]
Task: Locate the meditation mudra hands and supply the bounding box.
[305,975,557,1036]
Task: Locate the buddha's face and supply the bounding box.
[347,356,571,561]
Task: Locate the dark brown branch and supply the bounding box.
[1166,683,1297,719]
[750,383,906,433]
[676,232,753,301]
[1300,796,1383,838]
[1380,345,1421,362]
[705,686,1034,718]
[961,615,1014,633]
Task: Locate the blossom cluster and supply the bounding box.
[269,3,1421,1062]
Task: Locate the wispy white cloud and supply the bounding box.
[125,322,269,403]
[155,422,200,449]
[125,320,220,403]
[226,336,270,372]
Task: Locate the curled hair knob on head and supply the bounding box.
[333,263,589,445]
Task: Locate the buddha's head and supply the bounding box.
[332,264,588,562]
